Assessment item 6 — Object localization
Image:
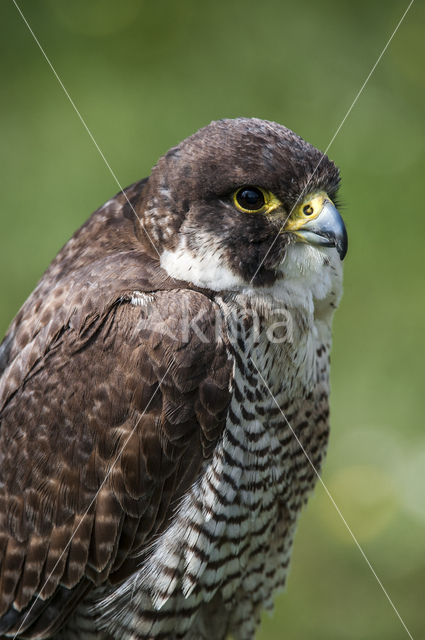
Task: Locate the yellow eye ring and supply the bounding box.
[233,186,266,213]
[232,186,283,215]
[232,186,270,213]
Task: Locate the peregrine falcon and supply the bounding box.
[0,118,347,639]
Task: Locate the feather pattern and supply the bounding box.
[0,118,344,639]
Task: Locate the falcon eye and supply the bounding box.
[234,187,266,213]
[232,186,282,215]
[303,204,314,216]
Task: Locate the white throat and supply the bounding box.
[160,236,343,319]
[161,234,245,291]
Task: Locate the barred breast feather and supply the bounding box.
[0,116,345,639]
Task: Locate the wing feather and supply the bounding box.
[0,283,232,636]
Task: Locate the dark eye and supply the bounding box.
[235,187,265,212]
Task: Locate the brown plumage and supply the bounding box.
[0,118,346,639]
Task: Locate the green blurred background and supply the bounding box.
[1,1,424,638]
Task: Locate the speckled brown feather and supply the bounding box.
[0,117,343,639]
[0,183,233,637]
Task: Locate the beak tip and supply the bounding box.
[337,229,348,260]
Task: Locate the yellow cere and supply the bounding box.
[285,190,331,231]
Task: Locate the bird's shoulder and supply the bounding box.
[0,184,233,637]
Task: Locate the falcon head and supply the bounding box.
[141,117,347,291]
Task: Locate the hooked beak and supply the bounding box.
[295,199,348,260]
[285,192,347,261]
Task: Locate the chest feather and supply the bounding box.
[95,289,333,639]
